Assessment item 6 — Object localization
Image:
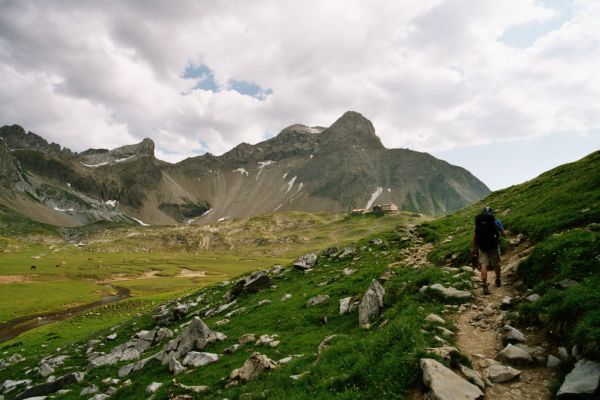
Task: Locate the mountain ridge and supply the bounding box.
[0,111,490,226]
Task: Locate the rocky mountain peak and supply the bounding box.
[0,124,69,154]
[321,111,384,150]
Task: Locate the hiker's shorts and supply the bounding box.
[478,246,501,267]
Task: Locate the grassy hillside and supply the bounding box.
[0,224,473,399]
[418,149,600,358]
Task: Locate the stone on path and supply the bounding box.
[459,364,486,390]
[502,325,526,343]
[420,358,484,400]
[484,364,521,383]
[546,354,561,368]
[422,283,473,301]
[358,279,385,327]
[557,359,600,398]
[495,344,533,365]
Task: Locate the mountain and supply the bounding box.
[0,112,490,227]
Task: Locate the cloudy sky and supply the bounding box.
[1,0,599,190]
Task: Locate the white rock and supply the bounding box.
[420,358,484,400]
[557,359,600,398]
[495,344,533,365]
[182,351,219,367]
[358,279,385,327]
[425,314,446,324]
[106,333,117,340]
[281,294,292,302]
[145,381,162,394]
[80,385,99,396]
[306,295,329,307]
[339,297,352,315]
[484,364,522,383]
[502,325,526,343]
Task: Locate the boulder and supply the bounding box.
[229,352,277,383]
[228,272,271,301]
[358,279,385,327]
[37,362,55,378]
[526,293,540,302]
[420,358,484,400]
[159,317,225,364]
[339,297,352,315]
[502,325,526,343]
[293,253,318,271]
[495,344,533,365]
[306,295,329,307]
[425,284,473,301]
[557,359,600,398]
[484,364,521,383]
[182,352,219,367]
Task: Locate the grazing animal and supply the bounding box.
[55,264,60,268]
[31,265,36,270]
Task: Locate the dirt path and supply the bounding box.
[399,230,557,400]
[454,241,557,399]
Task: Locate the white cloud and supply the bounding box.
[0,0,598,170]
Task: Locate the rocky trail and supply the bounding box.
[403,230,591,400]
[454,240,557,399]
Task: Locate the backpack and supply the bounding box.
[475,212,499,251]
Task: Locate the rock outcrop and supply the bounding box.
[358,279,385,327]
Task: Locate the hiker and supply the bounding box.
[472,206,506,294]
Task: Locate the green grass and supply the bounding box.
[516,229,600,358]
[0,280,113,322]
[0,225,471,399]
[416,149,600,361]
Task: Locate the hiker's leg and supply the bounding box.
[479,249,489,284]
[493,246,501,286]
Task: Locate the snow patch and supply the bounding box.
[81,161,108,168]
[256,160,275,180]
[307,126,323,134]
[66,183,71,188]
[104,200,118,207]
[296,182,304,192]
[233,168,249,176]
[54,206,74,212]
[387,188,391,193]
[309,154,314,159]
[274,203,283,211]
[115,155,135,163]
[131,217,150,226]
[217,216,230,222]
[365,187,383,210]
[283,173,288,179]
[202,208,213,216]
[284,176,297,195]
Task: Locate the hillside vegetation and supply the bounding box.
[418,149,600,358]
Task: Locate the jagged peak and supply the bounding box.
[321,111,384,149]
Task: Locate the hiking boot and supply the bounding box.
[482,283,491,295]
[495,279,501,288]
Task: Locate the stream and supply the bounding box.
[0,285,130,343]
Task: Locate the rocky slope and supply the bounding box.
[0,112,490,227]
